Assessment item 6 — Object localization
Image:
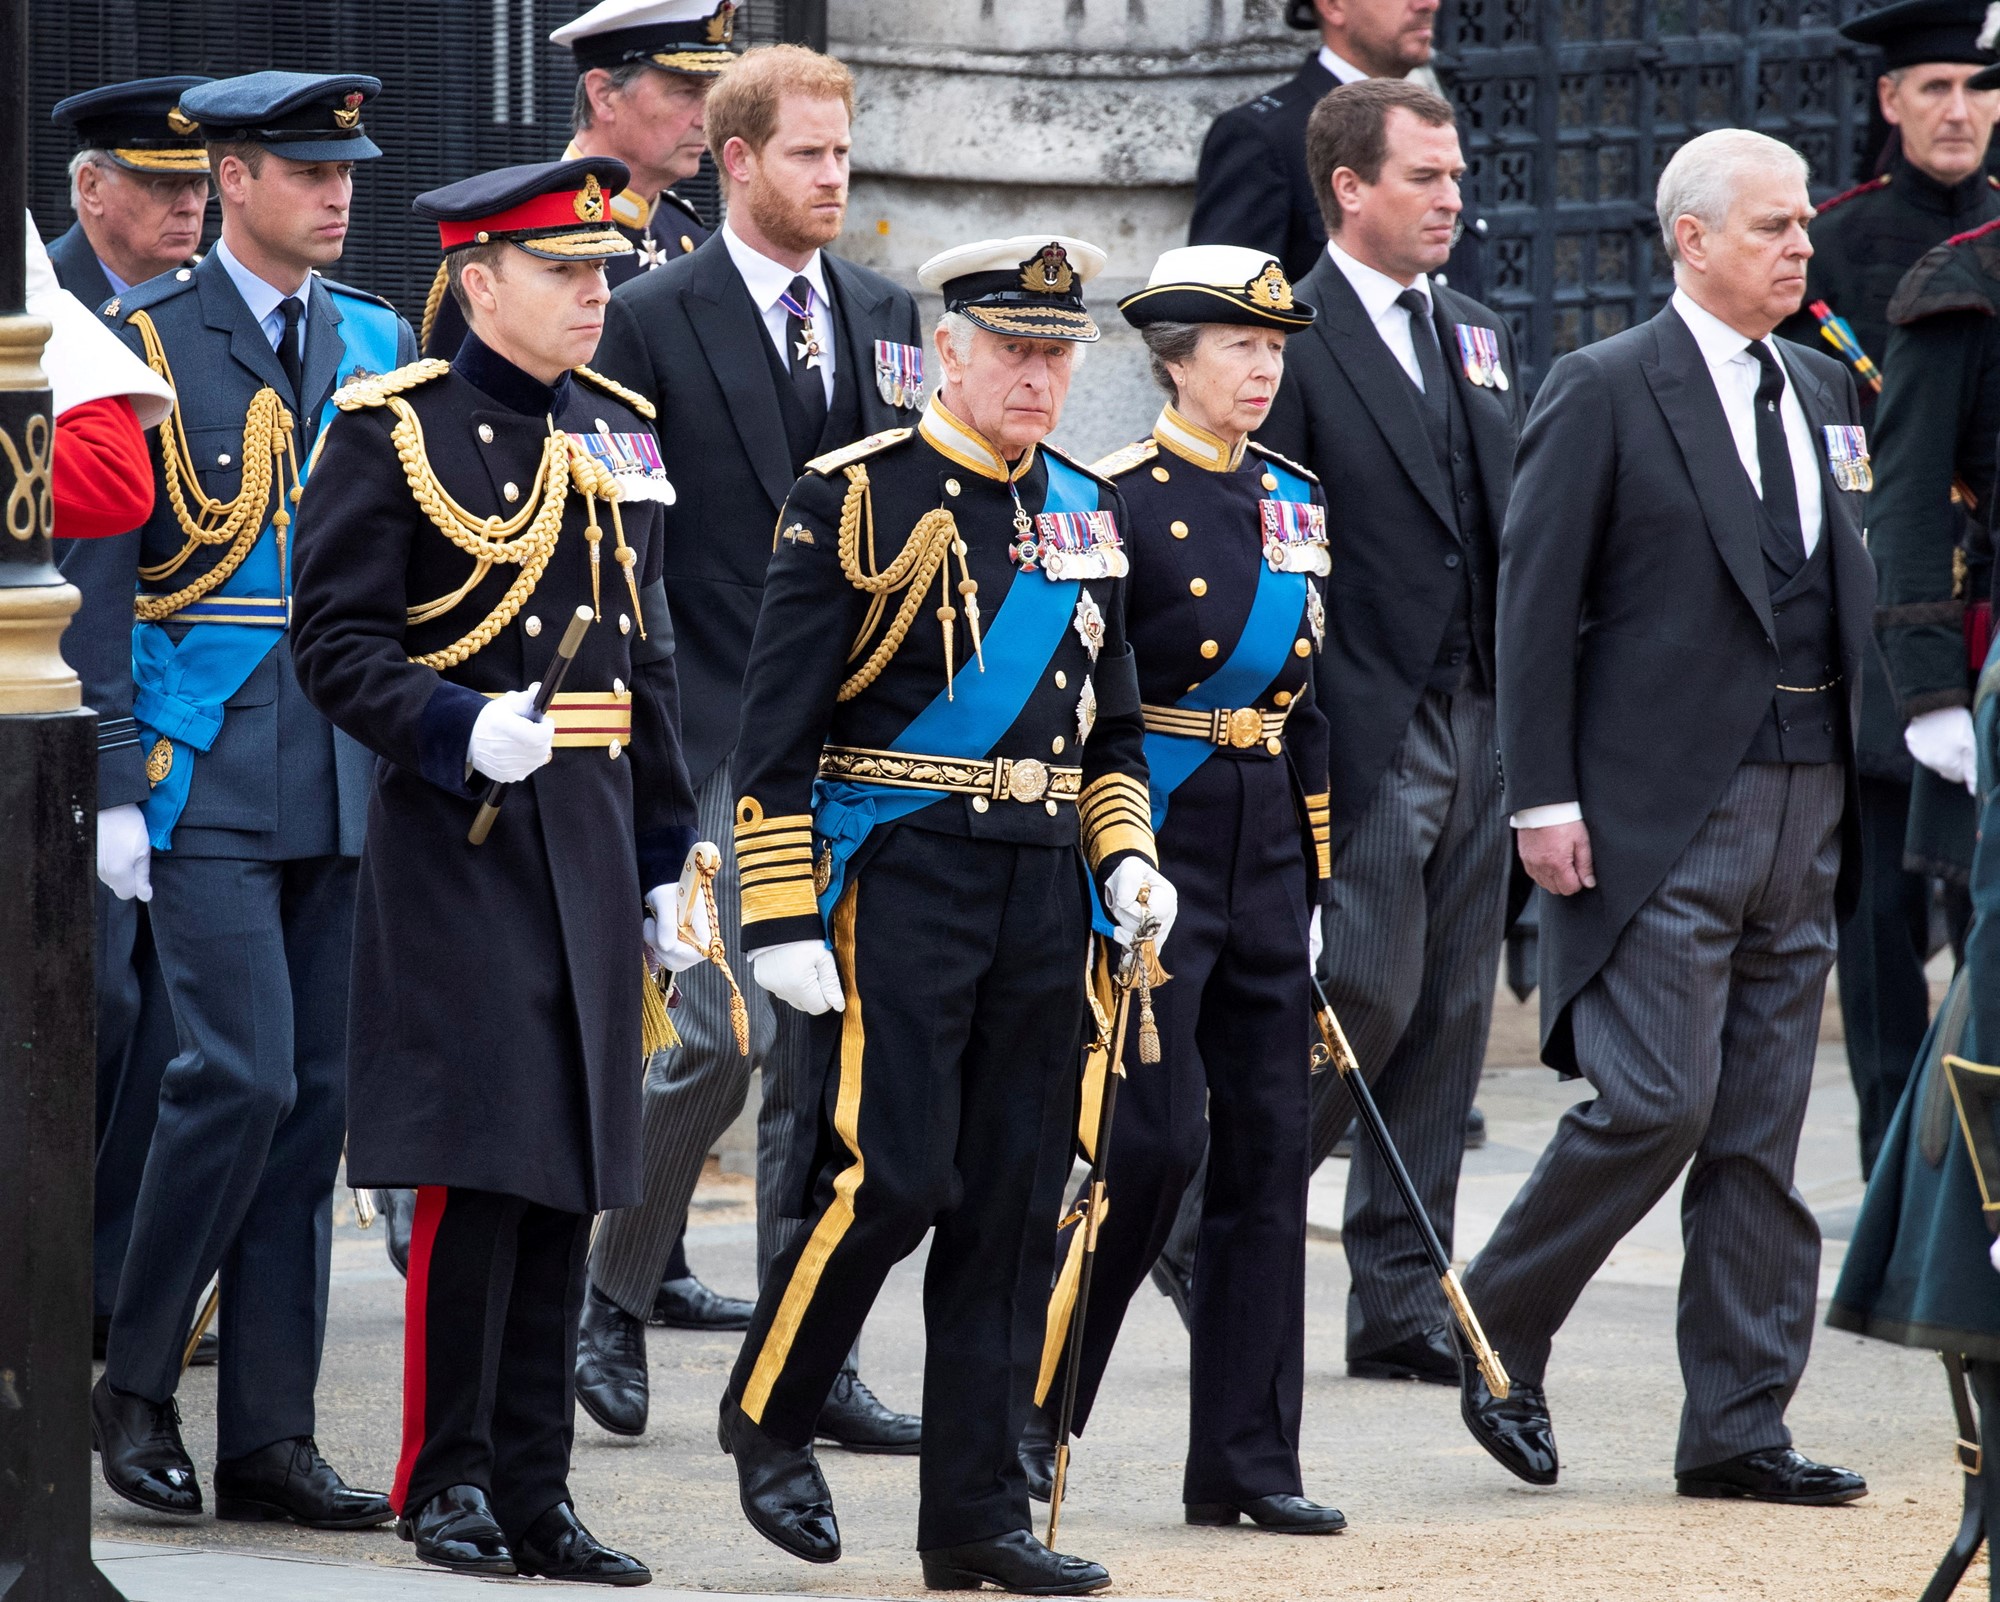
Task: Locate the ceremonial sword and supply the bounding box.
[468,605,593,845]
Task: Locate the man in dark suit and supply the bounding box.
[1463,127,1871,1505]
[1252,79,1520,1385]
[1189,0,1485,298]
[574,43,925,1450]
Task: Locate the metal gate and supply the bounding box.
[1441,0,1874,392]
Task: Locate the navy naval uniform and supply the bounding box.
[74,238,413,1455]
[723,397,1155,1550]
[1040,409,1331,1505]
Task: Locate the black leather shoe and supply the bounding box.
[513,1502,652,1585]
[719,1396,840,1563]
[1185,1494,1347,1534]
[1348,1324,1457,1385]
[380,1188,416,1279]
[651,1274,754,1330]
[397,1483,516,1575]
[91,1376,202,1516]
[1676,1447,1868,1506]
[1020,1408,1057,1503]
[575,1284,649,1437]
[1149,1254,1193,1330]
[213,1437,391,1528]
[1459,1359,1557,1487]
[1465,1106,1488,1150]
[813,1369,920,1454]
[919,1529,1110,1595]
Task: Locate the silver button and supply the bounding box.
[1054,670,1067,689]
[216,452,231,467]
[945,478,962,496]
[477,423,494,444]
[596,418,610,433]
[972,794,990,813]
[503,482,520,503]
[524,615,542,637]
[175,268,191,281]
[620,614,632,635]
[612,677,626,696]
[1044,799,1058,817]
[607,739,623,760]
[1051,736,1065,754]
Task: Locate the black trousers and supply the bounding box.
[1050,757,1312,1504]
[392,1185,591,1543]
[727,825,1087,1552]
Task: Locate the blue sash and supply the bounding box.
[812,451,1100,926]
[1141,457,1314,832]
[134,293,405,848]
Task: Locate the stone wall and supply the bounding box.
[829,0,1305,460]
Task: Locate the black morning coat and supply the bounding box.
[1257,251,1523,861]
[589,234,925,794]
[290,336,698,1215]
[1496,305,1874,1072]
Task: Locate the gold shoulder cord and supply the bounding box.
[128,309,300,622]
[833,463,983,702]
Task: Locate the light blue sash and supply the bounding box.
[134,293,405,848]
[812,451,1100,925]
[1141,457,1313,832]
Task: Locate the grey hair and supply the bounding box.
[1139,320,1205,398]
[936,309,1089,370]
[68,148,104,208]
[1655,128,1810,263]
[572,62,652,133]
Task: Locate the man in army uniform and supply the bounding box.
[1776,0,2000,1174]
[715,234,1175,1595]
[293,156,702,1585]
[73,71,414,1529]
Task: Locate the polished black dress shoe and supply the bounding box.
[1185,1493,1347,1534]
[513,1502,652,1585]
[652,1273,754,1330]
[1459,1359,1557,1486]
[813,1369,920,1454]
[1676,1447,1868,1506]
[91,1376,202,1516]
[719,1397,840,1563]
[1348,1323,1457,1385]
[213,1436,392,1528]
[397,1483,516,1575]
[576,1284,649,1437]
[1465,1106,1488,1150]
[919,1528,1110,1595]
[1020,1407,1057,1503]
[380,1187,417,1279]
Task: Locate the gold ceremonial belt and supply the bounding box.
[1141,702,1291,750]
[819,745,1083,806]
[483,689,631,750]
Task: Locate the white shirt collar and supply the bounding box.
[1671,286,1783,378]
[1318,45,1370,84]
[721,220,828,315]
[212,235,304,335]
[1326,236,1430,321]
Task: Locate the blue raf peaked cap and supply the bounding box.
[178,71,385,163]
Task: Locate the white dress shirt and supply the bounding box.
[721,221,836,405]
[1325,237,1433,390]
[1318,44,1370,84]
[1511,288,1830,832]
[212,236,307,365]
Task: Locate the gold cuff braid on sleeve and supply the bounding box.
[1079,772,1156,871]
[1305,790,1331,879]
[735,800,820,925]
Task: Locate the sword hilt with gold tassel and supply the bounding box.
[678,842,750,1056]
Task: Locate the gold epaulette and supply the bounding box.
[807,427,913,476]
[335,358,450,411]
[1091,438,1159,479]
[574,364,656,420]
[1246,439,1320,484]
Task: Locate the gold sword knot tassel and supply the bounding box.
[679,843,751,1056]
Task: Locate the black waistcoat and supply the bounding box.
[1743,499,1843,765]
[757,283,864,476]
[1414,353,1491,692]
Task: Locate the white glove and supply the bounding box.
[467,685,554,783]
[1309,905,1324,969]
[96,803,152,902]
[1104,858,1179,955]
[1905,706,1978,794]
[749,940,846,1015]
[1991,1234,2000,1275]
[642,883,708,973]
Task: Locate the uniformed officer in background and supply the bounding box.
[715,235,1173,1596]
[1776,0,2000,1176]
[293,156,704,1585]
[75,69,414,1530]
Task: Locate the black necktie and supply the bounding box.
[784,274,828,435]
[275,296,304,400]
[1747,340,1803,552]
[1395,286,1449,431]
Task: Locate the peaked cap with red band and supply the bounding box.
[414,157,636,261]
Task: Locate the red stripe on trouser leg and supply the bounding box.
[390,1185,449,1514]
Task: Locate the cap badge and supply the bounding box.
[576,174,607,222]
[706,1,738,44]
[333,91,364,130]
[1981,1,2000,51]
[1245,262,1295,312]
[1020,243,1075,297]
[165,105,198,136]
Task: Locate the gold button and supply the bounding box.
[1261,472,1278,490]
[1266,736,1283,755]
[612,677,626,696]
[1294,638,1311,657]
[1151,466,1170,482]
[1055,670,1067,689]
[620,614,633,635]
[1170,520,1189,539]
[217,452,231,467]
[680,234,694,253]
[946,478,962,496]
[1051,736,1066,754]
[1045,799,1059,816]
[478,424,494,444]
[972,794,990,813]
[524,615,542,637]
[608,739,623,760]
[503,482,521,502]
[1274,689,1292,707]
[1201,640,1219,659]
[1189,577,1207,597]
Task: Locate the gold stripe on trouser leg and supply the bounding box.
[741,881,866,1424]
